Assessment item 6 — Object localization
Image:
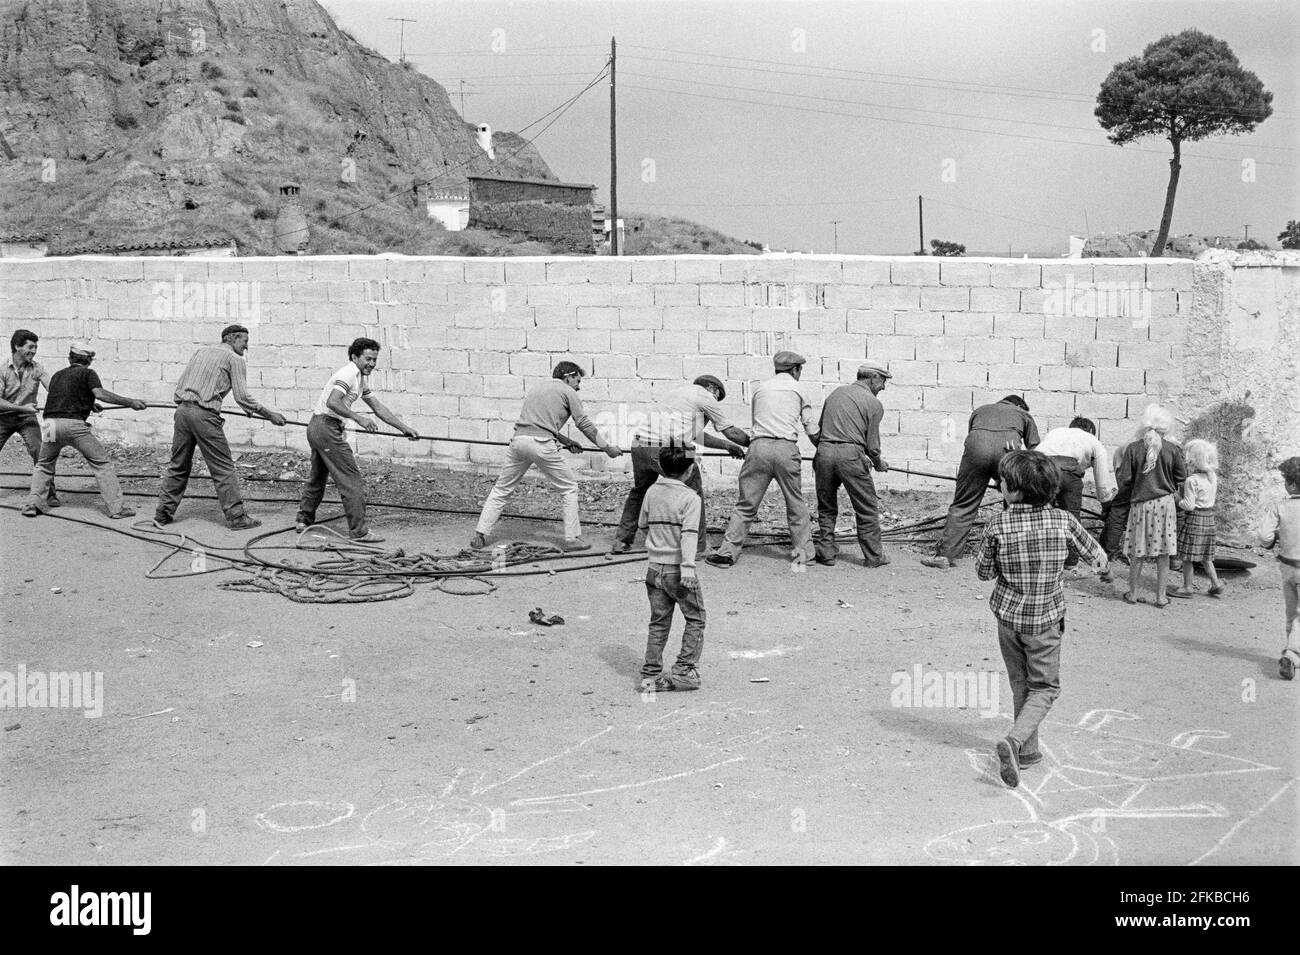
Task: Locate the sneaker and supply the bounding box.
[153,512,173,527]
[350,531,385,544]
[1280,652,1298,681]
[21,505,39,517]
[705,553,734,568]
[815,556,837,567]
[108,507,136,519]
[46,496,62,508]
[1018,751,1043,768]
[864,556,892,568]
[920,556,952,569]
[295,521,309,534]
[609,540,632,555]
[995,737,1020,788]
[561,538,593,553]
[469,532,488,549]
[226,515,263,531]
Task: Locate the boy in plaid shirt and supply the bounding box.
[638,446,705,692]
[976,450,1108,787]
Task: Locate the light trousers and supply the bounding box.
[476,436,581,540]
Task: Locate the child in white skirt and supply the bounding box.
[1169,438,1225,599]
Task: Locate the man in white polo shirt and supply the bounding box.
[1034,415,1116,569]
[295,336,418,543]
[707,351,820,568]
[611,374,750,556]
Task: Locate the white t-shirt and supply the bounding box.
[635,384,731,446]
[315,362,372,421]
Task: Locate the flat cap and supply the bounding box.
[773,350,806,371]
[68,341,96,358]
[220,323,249,340]
[692,374,726,401]
[858,359,892,379]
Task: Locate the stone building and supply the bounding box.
[467,175,595,253]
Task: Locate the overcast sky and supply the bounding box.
[327,0,1297,255]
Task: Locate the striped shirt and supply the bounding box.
[637,477,702,568]
[751,373,819,442]
[0,356,50,417]
[316,362,372,420]
[173,345,264,415]
[515,378,600,444]
[976,503,1104,632]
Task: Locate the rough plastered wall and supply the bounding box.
[0,251,1289,534]
[1178,250,1300,534]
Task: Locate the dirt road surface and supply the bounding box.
[1,440,1295,866]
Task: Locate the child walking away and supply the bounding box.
[638,446,705,692]
[1257,457,1300,680]
[976,451,1108,788]
[1169,438,1224,599]
[1116,404,1186,607]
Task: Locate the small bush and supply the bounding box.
[243,86,258,98]
[200,62,224,80]
[113,114,138,130]
[222,113,246,126]
[252,207,274,220]
[296,144,310,154]
[224,99,241,112]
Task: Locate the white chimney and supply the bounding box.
[476,124,494,160]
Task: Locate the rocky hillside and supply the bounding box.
[0,0,556,254]
[1084,229,1267,258]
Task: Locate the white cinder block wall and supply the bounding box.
[2,252,1295,533]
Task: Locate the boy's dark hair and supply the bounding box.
[1069,416,1096,435]
[1000,394,1029,412]
[998,450,1060,506]
[348,336,380,359]
[1279,456,1300,490]
[552,360,585,381]
[10,329,37,353]
[659,445,692,479]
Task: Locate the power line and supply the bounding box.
[618,80,1293,168]
[621,45,1296,124]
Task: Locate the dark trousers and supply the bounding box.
[1049,455,1085,567]
[1,415,58,504]
[813,442,884,563]
[616,443,706,553]
[642,562,705,688]
[1100,499,1130,559]
[297,414,369,537]
[936,435,1006,560]
[156,403,247,522]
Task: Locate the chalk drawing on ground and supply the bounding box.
[924,708,1289,866]
[254,701,777,864]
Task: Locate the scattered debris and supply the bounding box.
[50,587,62,594]
[127,707,175,721]
[247,640,264,648]
[750,677,770,683]
[528,607,565,627]
[4,723,19,732]
[837,599,854,609]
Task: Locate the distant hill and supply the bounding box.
[621,212,761,256]
[1084,230,1267,258]
[0,0,556,255]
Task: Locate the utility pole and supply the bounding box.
[609,37,619,256]
[456,80,481,118]
[917,195,925,255]
[1243,224,1250,244]
[388,17,416,63]
[830,220,841,254]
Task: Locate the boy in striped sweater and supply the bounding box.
[638,446,706,692]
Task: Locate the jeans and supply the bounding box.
[297,415,370,537]
[1049,455,1085,566]
[26,419,125,514]
[813,442,884,563]
[1,414,57,504]
[715,438,813,562]
[156,403,248,522]
[476,435,581,540]
[615,443,706,553]
[996,618,1064,761]
[642,562,706,687]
